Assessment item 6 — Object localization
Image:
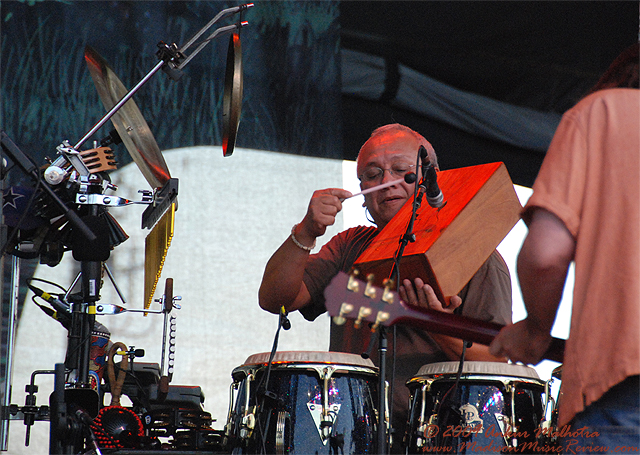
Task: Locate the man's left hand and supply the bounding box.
[399,278,462,313]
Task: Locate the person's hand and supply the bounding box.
[297,188,352,242]
[489,318,552,365]
[399,277,462,313]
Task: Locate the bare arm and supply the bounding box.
[258,188,352,314]
[490,208,575,363]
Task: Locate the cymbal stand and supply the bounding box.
[45,3,253,182]
[3,3,253,450]
[48,3,254,422]
[0,132,98,453]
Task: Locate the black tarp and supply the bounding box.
[340,1,638,186]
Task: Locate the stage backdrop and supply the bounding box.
[0,1,342,165]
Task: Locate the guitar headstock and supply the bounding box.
[324,271,401,331]
[325,272,566,363]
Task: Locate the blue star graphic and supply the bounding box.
[3,187,25,210]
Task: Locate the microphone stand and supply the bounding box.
[376,327,389,454]
[374,151,426,455]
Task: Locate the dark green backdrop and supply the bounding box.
[0,0,342,381]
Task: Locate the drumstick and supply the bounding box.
[345,178,405,199]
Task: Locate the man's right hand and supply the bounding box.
[298,188,352,242]
[259,188,351,314]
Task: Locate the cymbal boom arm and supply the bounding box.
[72,3,254,153]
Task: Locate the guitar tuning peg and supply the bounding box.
[347,270,360,292]
[354,306,372,329]
[371,310,390,332]
[364,274,376,299]
[332,302,354,326]
[382,278,395,304]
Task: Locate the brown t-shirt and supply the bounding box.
[523,88,640,426]
[301,225,512,441]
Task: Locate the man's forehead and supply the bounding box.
[358,142,419,166]
[360,150,416,166]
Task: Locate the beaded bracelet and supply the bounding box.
[290,223,316,251]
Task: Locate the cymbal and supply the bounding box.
[84,45,171,189]
[222,32,243,157]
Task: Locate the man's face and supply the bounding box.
[356,131,421,228]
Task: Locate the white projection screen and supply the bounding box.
[8,147,571,453]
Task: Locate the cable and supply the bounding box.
[29,277,68,293]
[252,306,290,453]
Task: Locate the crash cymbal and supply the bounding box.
[84,45,171,189]
[222,31,243,157]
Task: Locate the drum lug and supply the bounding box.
[321,366,338,440]
[508,383,517,446]
[539,374,558,443]
[414,383,432,448]
[306,365,342,444]
[384,380,392,448]
[239,372,256,440]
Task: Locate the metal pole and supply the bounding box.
[1,254,20,450]
[73,60,165,151]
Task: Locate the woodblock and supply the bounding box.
[352,162,521,307]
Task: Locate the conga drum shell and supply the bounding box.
[405,361,547,453]
[228,351,379,454]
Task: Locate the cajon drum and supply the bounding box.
[352,162,521,306]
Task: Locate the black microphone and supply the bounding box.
[424,164,444,208]
[280,306,291,330]
[404,172,417,184]
[417,145,444,208]
[419,145,430,177]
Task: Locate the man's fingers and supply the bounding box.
[420,283,439,308]
[401,279,418,305]
[447,295,463,310]
[489,337,504,357]
[328,188,353,201]
[398,285,408,303]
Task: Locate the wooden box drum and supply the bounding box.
[226,351,380,454]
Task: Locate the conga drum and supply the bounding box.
[226,351,379,454]
[405,361,546,454]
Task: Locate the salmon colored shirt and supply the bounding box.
[523,88,640,427]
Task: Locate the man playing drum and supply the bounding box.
[259,123,511,453]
